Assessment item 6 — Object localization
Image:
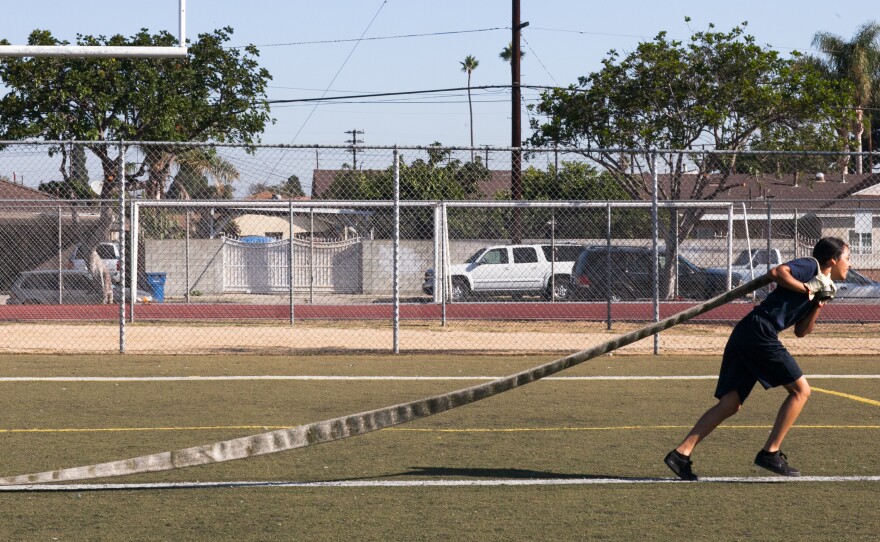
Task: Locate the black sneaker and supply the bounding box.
[664,450,698,481]
[754,449,801,477]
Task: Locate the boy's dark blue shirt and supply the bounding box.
[752,258,819,331]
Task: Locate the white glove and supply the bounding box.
[804,273,836,302]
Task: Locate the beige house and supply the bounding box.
[228,191,360,240]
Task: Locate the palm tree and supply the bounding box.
[460,55,479,160]
[812,22,880,173]
[499,43,525,63]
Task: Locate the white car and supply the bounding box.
[6,269,152,305]
[69,242,121,283]
[834,270,880,302]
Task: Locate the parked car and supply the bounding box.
[68,242,121,283]
[571,246,742,301]
[708,247,783,298]
[422,243,582,301]
[6,269,152,305]
[834,269,880,302]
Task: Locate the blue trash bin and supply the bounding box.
[145,272,167,303]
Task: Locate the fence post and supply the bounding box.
[185,208,190,303]
[118,140,126,354]
[130,201,139,323]
[727,204,734,290]
[432,203,441,304]
[441,202,449,327]
[57,205,62,304]
[289,201,294,325]
[767,202,772,264]
[392,147,400,354]
[309,209,315,304]
[651,150,659,355]
[606,201,612,331]
[674,207,679,299]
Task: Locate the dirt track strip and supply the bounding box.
[0,275,771,486]
[3,475,880,492]
[2,299,880,322]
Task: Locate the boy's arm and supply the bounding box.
[794,302,824,337]
[767,264,811,295]
[769,263,825,337]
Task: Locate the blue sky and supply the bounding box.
[0,1,874,147]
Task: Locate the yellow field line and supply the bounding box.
[0,425,292,434]
[3,424,880,434]
[812,386,880,407]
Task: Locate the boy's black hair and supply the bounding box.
[812,237,848,265]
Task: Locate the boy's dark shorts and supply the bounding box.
[715,313,804,403]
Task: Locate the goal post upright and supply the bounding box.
[0,0,188,59]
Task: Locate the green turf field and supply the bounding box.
[1,353,878,541]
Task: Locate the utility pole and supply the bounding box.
[511,0,528,242]
[344,129,364,170]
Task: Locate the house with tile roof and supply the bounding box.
[0,177,108,289]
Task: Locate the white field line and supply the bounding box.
[2,476,880,492]
[1,374,879,382]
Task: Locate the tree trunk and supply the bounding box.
[467,72,474,161]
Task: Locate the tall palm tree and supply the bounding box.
[812,22,880,173]
[499,43,525,63]
[460,55,479,160]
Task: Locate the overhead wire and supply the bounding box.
[288,0,388,144]
[268,85,562,105]
[229,27,509,49]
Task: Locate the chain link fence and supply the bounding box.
[1,141,879,355]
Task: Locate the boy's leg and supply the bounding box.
[762,376,810,452]
[664,390,742,480]
[675,390,741,456]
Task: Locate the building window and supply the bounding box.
[848,230,873,255]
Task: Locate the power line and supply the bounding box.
[289,0,387,143]
[271,98,523,108]
[522,36,559,86]
[229,27,509,49]
[268,85,558,105]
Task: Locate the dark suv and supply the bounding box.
[571,246,740,301]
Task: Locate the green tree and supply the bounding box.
[277,175,306,198]
[811,21,880,173]
[324,151,489,239]
[529,22,854,297]
[460,55,479,158]
[37,143,98,199]
[166,148,239,200]
[247,175,306,198]
[0,27,272,199]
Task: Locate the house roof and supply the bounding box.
[655,173,880,209]
[247,190,310,202]
[0,178,58,201]
[0,177,72,214]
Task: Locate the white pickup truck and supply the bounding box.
[422,244,582,301]
[712,248,783,279]
[709,248,782,297]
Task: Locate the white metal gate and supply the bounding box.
[223,237,362,294]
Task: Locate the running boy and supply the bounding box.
[664,237,850,480]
